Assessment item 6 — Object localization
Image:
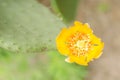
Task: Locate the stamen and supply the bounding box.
[66,32,92,57]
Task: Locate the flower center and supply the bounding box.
[75,40,89,51]
[66,32,91,57]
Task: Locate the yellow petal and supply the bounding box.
[56,28,70,55]
[67,21,93,35]
[86,34,104,61]
[69,56,88,66]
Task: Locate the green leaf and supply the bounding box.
[0,0,65,53]
[51,0,80,23]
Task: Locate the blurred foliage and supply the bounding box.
[0,0,87,80]
[0,49,87,80]
[0,48,49,80]
[48,50,88,80]
[97,3,109,12]
[51,0,80,23]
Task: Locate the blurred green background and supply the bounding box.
[0,0,87,80]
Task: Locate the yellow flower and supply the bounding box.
[56,21,104,66]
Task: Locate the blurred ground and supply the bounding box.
[76,0,120,80]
